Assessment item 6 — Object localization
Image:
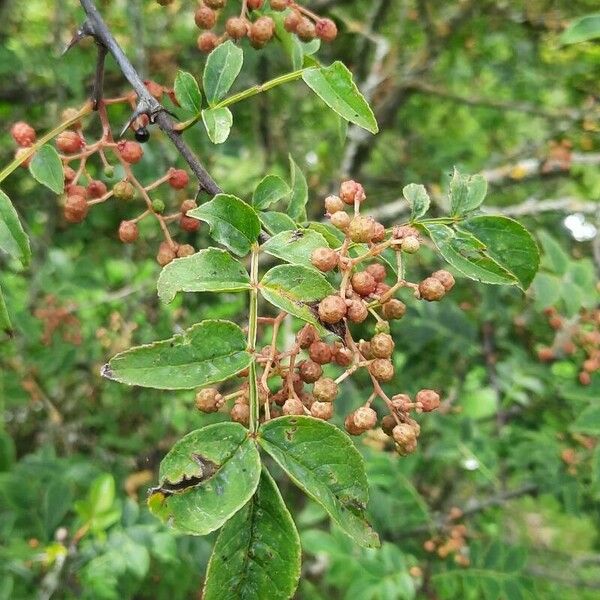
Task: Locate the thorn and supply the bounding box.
[119,99,154,138]
[61,20,94,56]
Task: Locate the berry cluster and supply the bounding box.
[10,86,203,266]
[33,295,82,346]
[536,306,600,385]
[423,515,470,567]
[194,180,453,456]
[175,0,337,53]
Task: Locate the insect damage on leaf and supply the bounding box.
[149,453,219,497]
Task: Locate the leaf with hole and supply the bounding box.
[188,194,260,257]
[259,417,379,548]
[29,144,64,195]
[302,62,378,134]
[203,470,301,599]
[149,423,261,536]
[157,248,251,303]
[103,320,252,389]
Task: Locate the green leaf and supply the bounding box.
[259,265,336,334]
[571,404,600,435]
[0,189,30,266]
[0,284,11,335]
[188,194,261,257]
[262,229,330,268]
[531,273,561,310]
[537,230,569,275]
[252,175,290,210]
[157,248,251,303]
[103,320,252,389]
[449,169,487,216]
[174,70,202,114]
[149,423,261,536]
[203,470,301,599]
[259,211,297,235]
[403,183,430,221]
[29,144,64,194]
[560,13,600,44]
[302,62,378,134]
[308,222,345,247]
[258,416,380,548]
[203,40,244,105]
[288,156,308,222]
[202,107,233,144]
[88,474,116,516]
[460,215,540,289]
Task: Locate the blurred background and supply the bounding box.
[1,0,600,598]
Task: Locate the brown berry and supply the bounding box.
[63,167,76,182]
[11,122,36,147]
[113,180,135,201]
[308,340,332,364]
[87,180,107,199]
[64,195,88,223]
[231,402,250,425]
[344,413,363,435]
[348,216,375,243]
[56,131,84,154]
[340,180,366,205]
[205,0,226,7]
[359,340,373,359]
[270,0,288,10]
[195,388,221,412]
[197,31,219,53]
[156,242,177,266]
[346,299,368,323]
[392,423,417,445]
[382,299,406,320]
[66,184,87,198]
[118,220,139,243]
[296,17,316,41]
[180,215,200,232]
[330,210,351,231]
[250,16,275,45]
[177,244,195,258]
[168,169,189,189]
[311,247,338,272]
[393,225,419,239]
[416,389,440,412]
[324,194,344,214]
[226,17,248,40]
[283,398,305,416]
[366,263,387,283]
[353,406,377,431]
[432,269,455,291]
[313,377,338,402]
[117,140,143,164]
[369,358,394,382]
[297,324,317,349]
[195,6,216,29]
[372,222,386,242]
[284,10,302,32]
[381,414,396,436]
[299,360,323,384]
[334,347,353,367]
[371,333,394,358]
[311,401,333,420]
[419,277,445,301]
[318,294,347,324]
[351,271,377,297]
[315,18,337,42]
[180,199,197,214]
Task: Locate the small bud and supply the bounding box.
[194,6,217,29]
[156,242,177,266]
[56,131,84,154]
[177,244,195,258]
[180,215,200,232]
[152,198,166,214]
[250,16,275,44]
[324,194,344,214]
[296,17,316,41]
[353,406,377,431]
[392,423,417,445]
[401,236,420,253]
[117,140,143,164]
[346,298,368,323]
[348,216,375,243]
[298,360,323,383]
[284,10,302,32]
[344,412,363,435]
[180,199,197,214]
[315,18,337,42]
[416,389,440,412]
[87,180,107,198]
[64,195,88,223]
[334,346,353,366]
[231,402,250,425]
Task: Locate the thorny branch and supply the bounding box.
[76,0,221,196]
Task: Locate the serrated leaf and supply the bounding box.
[252,175,290,210]
[259,211,297,235]
[288,156,308,222]
[560,13,600,44]
[157,248,251,303]
[203,470,301,600]
[262,229,330,268]
[188,194,260,257]
[203,41,244,105]
[29,144,64,194]
[403,183,430,221]
[174,70,202,114]
[259,265,335,334]
[258,416,380,548]
[149,423,261,536]
[202,107,233,144]
[103,320,252,389]
[302,62,378,134]
[0,189,30,266]
[449,169,487,216]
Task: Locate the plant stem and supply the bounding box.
[0,102,93,184]
[176,69,310,132]
[248,243,260,433]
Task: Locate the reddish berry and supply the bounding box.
[366,263,387,283]
[432,269,455,291]
[381,414,396,436]
[346,298,368,323]
[284,10,302,32]
[296,18,316,41]
[247,0,264,9]
[419,277,445,301]
[66,184,87,199]
[353,406,377,430]
[393,225,420,239]
[87,180,107,199]
[113,180,135,201]
[318,294,347,324]
[11,122,36,147]
[168,168,189,189]
[371,333,394,358]
[56,131,84,154]
[311,401,333,420]
[313,377,338,402]
[195,388,221,412]
[369,358,394,382]
[296,324,318,349]
[340,180,366,205]
[197,31,219,53]
[177,244,195,258]
[311,247,338,272]
[382,299,406,320]
[334,346,353,367]
[351,271,377,297]
[226,17,248,40]
[195,6,216,29]
[330,210,350,231]
[372,222,386,242]
[118,220,139,243]
[579,371,591,385]
[118,140,143,164]
[349,216,375,243]
[157,242,177,266]
[144,80,164,99]
[316,18,337,42]
[63,167,76,182]
[64,195,88,223]
[231,402,250,425]
[250,16,275,45]
[416,389,440,412]
[299,360,323,383]
[344,413,363,435]
[180,199,197,214]
[180,215,200,232]
[308,340,332,364]
[283,398,305,416]
[537,347,554,362]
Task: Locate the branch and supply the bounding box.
[77,0,221,196]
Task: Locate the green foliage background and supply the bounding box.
[1,0,600,598]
